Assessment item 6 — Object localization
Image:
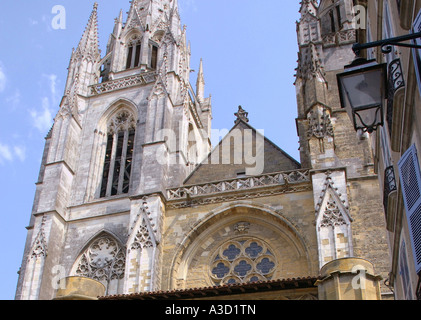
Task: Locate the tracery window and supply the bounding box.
[210,239,277,286]
[73,235,126,295]
[100,109,136,198]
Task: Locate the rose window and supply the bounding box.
[210,239,277,285]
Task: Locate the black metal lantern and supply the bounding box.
[337,58,388,134]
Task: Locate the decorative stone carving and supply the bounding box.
[29,216,48,260]
[75,236,126,282]
[167,170,310,200]
[125,0,144,31]
[234,222,250,234]
[127,34,141,47]
[90,72,157,96]
[314,172,348,214]
[307,106,334,139]
[315,172,353,267]
[108,109,136,134]
[130,219,154,251]
[320,198,347,228]
[128,197,159,252]
[167,184,313,209]
[296,43,325,80]
[234,106,249,123]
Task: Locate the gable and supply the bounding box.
[184,120,301,185]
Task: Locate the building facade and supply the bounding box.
[358,0,421,300]
[16,0,392,300]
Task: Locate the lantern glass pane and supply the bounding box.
[340,68,384,110]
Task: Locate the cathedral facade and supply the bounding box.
[15,0,392,300]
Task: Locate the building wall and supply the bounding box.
[162,192,318,291]
[365,0,421,300]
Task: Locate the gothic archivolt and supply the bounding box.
[98,100,139,132]
[168,204,314,290]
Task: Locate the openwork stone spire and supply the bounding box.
[74,2,101,63]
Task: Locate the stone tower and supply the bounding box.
[15,0,211,300]
[16,0,392,301]
[295,0,391,295]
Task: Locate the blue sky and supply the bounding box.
[0,0,300,299]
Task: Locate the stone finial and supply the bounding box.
[235,106,249,124]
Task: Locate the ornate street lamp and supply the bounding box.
[337,58,387,134]
[337,31,421,134]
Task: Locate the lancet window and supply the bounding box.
[100,109,136,198]
[126,35,142,69]
[149,42,159,70]
[321,4,344,36]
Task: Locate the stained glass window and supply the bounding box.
[210,238,277,286]
[223,244,241,261]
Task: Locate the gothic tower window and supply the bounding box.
[321,4,344,36]
[100,109,136,198]
[149,42,159,70]
[126,35,142,69]
[329,10,336,33]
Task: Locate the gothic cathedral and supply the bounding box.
[15,0,392,300]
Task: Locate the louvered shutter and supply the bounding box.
[398,144,421,274]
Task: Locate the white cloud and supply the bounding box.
[30,74,58,133]
[6,89,21,108]
[0,142,27,165]
[43,74,58,102]
[14,146,26,162]
[0,63,6,93]
[30,97,53,133]
[0,143,13,164]
[179,0,198,13]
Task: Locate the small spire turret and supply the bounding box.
[196,59,205,102]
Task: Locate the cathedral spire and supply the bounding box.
[75,2,101,62]
[63,2,101,114]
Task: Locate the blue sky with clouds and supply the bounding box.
[0,0,300,299]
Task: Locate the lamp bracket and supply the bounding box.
[353,31,421,56]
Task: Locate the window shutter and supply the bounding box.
[398,144,421,274]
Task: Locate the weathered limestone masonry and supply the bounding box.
[295,0,391,298]
[16,0,210,299]
[16,0,392,301]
